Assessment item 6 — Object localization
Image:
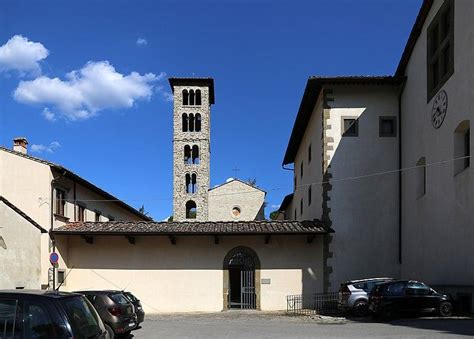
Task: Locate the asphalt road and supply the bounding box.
[131,311,474,338]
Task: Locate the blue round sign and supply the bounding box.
[49,252,59,265]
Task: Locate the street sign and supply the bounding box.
[49,252,59,265]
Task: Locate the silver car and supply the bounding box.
[338,277,394,316]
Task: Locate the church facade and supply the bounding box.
[50,77,331,313]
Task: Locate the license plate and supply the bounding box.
[129,322,136,328]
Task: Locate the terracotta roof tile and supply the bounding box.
[51,220,332,236]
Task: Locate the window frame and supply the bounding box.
[55,188,67,217]
[379,116,397,137]
[308,185,312,206]
[94,210,101,222]
[76,203,86,222]
[427,0,454,102]
[341,116,359,137]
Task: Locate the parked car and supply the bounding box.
[122,291,145,325]
[368,280,454,320]
[338,277,394,316]
[0,289,107,338]
[75,290,138,338]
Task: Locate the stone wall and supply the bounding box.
[172,85,211,221]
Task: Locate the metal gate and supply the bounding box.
[228,250,256,309]
[240,270,256,309]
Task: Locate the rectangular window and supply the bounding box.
[294,209,297,220]
[308,144,312,163]
[300,199,303,216]
[57,269,66,285]
[416,157,426,198]
[427,0,454,101]
[379,117,397,137]
[94,210,101,222]
[55,189,66,216]
[300,162,304,178]
[294,174,297,188]
[77,204,86,222]
[308,185,312,206]
[454,122,470,175]
[342,117,358,137]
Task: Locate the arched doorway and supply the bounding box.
[223,247,260,310]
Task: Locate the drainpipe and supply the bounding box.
[50,169,66,290]
[398,79,407,265]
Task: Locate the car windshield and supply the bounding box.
[124,292,138,302]
[60,296,103,339]
[108,293,129,305]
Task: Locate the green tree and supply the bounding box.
[269,210,279,220]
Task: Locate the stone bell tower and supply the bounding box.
[169,77,215,221]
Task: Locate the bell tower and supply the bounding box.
[169,77,214,221]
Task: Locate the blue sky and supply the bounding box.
[0,0,422,220]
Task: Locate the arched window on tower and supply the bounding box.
[189,113,195,132]
[186,200,197,219]
[191,173,198,193]
[195,114,202,132]
[182,89,189,105]
[184,145,192,164]
[189,90,195,105]
[185,173,191,193]
[182,113,188,132]
[192,145,200,164]
[196,90,202,105]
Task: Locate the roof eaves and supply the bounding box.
[168,77,215,104]
[0,196,47,233]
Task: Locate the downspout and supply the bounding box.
[398,79,407,265]
[50,169,66,290]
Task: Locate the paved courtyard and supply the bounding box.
[132,311,474,338]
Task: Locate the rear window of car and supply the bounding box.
[108,293,129,305]
[0,299,21,337]
[124,292,138,302]
[60,296,103,339]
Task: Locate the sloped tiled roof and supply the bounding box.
[0,147,152,221]
[51,220,332,236]
[0,196,47,233]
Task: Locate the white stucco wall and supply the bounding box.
[55,235,324,313]
[291,85,401,291]
[0,201,43,289]
[400,0,474,287]
[208,180,266,221]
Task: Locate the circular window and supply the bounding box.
[231,206,241,218]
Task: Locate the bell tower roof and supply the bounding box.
[168,77,215,104]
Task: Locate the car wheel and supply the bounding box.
[105,324,115,339]
[439,301,453,317]
[352,300,368,317]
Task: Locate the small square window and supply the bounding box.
[57,270,66,285]
[380,117,397,137]
[342,117,358,137]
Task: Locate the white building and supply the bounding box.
[0,139,151,289]
[278,0,474,311]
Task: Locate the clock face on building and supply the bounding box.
[431,90,448,129]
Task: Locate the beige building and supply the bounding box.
[208,179,266,221]
[0,196,46,289]
[279,0,474,311]
[0,140,151,289]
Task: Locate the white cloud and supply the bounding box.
[0,35,49,76]
[162,92,174,102]
[42,107,56,121]
[271,204,281,209]
[14,61,161,121]
[31,141,61,154]
[136,38,148,46]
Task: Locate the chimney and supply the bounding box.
[13,137,28,154]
